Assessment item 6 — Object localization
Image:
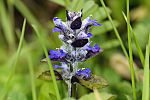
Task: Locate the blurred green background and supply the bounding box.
[0,0,149,100]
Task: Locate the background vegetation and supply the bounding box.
[0,0,149,100]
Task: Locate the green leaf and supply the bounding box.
[80,92,116,100]
[142,34,150,100]
[91,20,119,35]
[7,91,27,100]
[77,74,108,90]
[48,0,65,7]
[38,70,63,81]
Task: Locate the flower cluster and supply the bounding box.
[49,10,102,85]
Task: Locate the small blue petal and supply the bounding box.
[92,44,100,52]
[53,17,67,32]
[53,65,61,69]
[49,49,66,60]
[52,27,61,32]
[53,17,58,21]
[90,20,101,26]
[87,33,93,38]
[76,68,92,79]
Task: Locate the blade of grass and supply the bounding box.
[99,0,129,60]
[126,0,136,99]
[0,19,26,99]
[0,0,16,50]
[27,55,37,100]
[15,21,37,100]
[14,0,60,99]
[122,12,144,66]
[142,34,150,100]
[32,26,61,100]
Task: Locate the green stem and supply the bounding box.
[71,83,77,99]
[14,0,61,99]
[126,0,137,99]
[27,55,37,100]
[99,0,129,60]
[33,26,61,100]
[0,19,26,99]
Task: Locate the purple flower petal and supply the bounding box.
[87,33,93,38]
[53,17,67,32]
[76,68,91,79]
[52,27,61,33]
[89,19,101,26]
[53,65,61,69]
[49,49,67,61]
[77,32,88,39]
[84,44,101,60]
[82,17,101,31]
[92,44,100,52]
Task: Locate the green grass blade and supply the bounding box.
[32,26,61,100]
[122,12,145,66]
[14,0,61,99]
[27,55,37,100]
[126,0,136,99]
[0,0,15,50]
[99,0,129,60]
[142,34,150,100]
[0,19,26,99]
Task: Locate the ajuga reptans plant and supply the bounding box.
[39,9,108,99]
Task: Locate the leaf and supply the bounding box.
[48,0,65,7]
[7,91,27,100]
[91,20,119,35]
[142,34,150,100]
[76,74,108,90]
[38,70,63,81]
[80,92,117,100]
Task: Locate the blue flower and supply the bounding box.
[53,17,67,32]
[87,33,93,38]
[49,49,67,61]
[84,44,101,59]
[76,68,91,79]
[53,63,69,70]
[82,16,101,32]
[52,27,61,33]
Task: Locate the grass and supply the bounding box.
[14,0,61,99]
[99,0,129,60]
[27,55,37,100]
[33,26,61,100]
[100,0,137,99]
[0,19,27,100]
[126,0,136,99]
[142,34,150,100]
[122,12,145,67]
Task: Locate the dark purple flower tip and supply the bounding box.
[71,39,88,47]
[52,27,61,33]
[70,17,82,30]
[76,68,92,79]
[87,33,93,38]
[49,49,66,61]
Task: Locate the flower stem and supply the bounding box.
[71,83,77,99]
